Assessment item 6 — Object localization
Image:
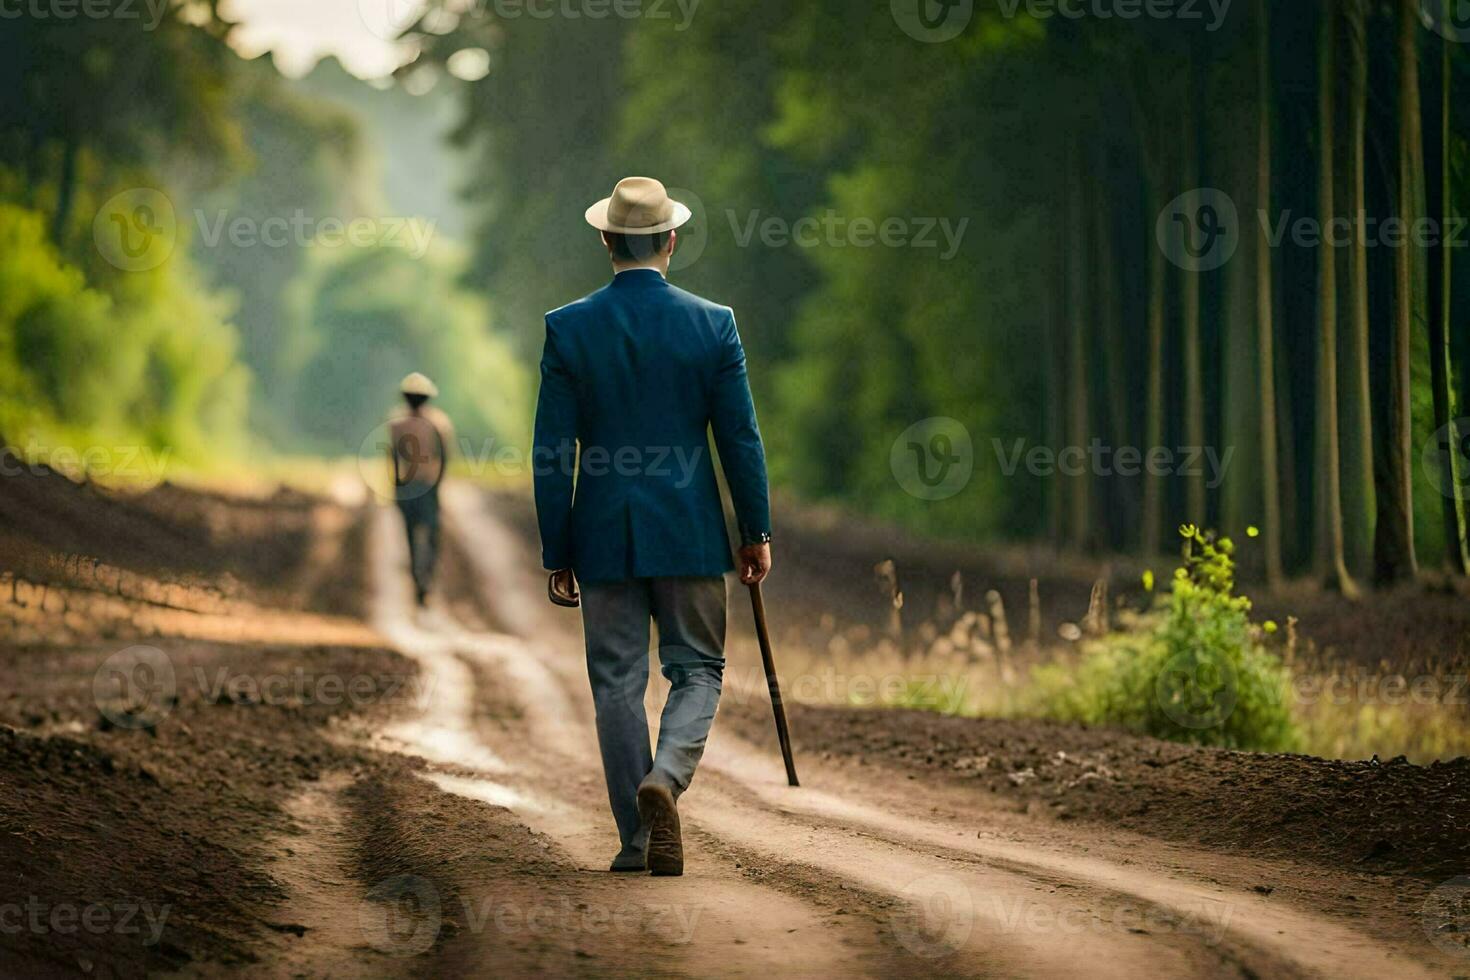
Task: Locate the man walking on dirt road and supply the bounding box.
[533,177,773,876]
[388,372,453,608]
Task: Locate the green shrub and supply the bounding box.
[0,199,248,466]
[1027,526,1299,752]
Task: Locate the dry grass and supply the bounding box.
[756,595,1470,764]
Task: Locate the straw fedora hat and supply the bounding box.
[400,372,439,398]
[585,177,692,235]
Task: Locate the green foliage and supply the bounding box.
[1027,526,1299,751]
[0,1,245,247]
[283,239,528,455]
[0,200,248,464]
[174,55,372,450]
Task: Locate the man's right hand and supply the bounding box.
[738,542,772,586]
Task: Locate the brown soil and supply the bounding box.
[0,461,399,975]
[721,704,1470,882]
[0,639,410,976]
[2,472,1466,977]
[0,449,367,618]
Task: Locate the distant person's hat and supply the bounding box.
[585,177,691,235]
[400,372,438,398]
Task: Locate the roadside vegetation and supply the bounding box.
[1026,526,1298,752]
[756,517,1468,764]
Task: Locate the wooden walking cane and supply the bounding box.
[748,582,799,787]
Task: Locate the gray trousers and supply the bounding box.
[580,576,726,854]
[394,483,440,598]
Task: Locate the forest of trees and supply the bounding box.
[0,4,251,459]
[413,0,1470,586]
[0,3,526,462]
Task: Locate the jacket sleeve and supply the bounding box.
[709,309,771,544]
[533,316,577,570]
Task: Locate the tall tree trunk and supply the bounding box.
[1140,195,1164,558]
[1214,44,1262,545]
[1131,69,1167,558]
[1066,136,1093,552]
[1375,0,1421,585]
[1180,83,1206,524]
[1425,32,1469,572]
[1342,0,1376,573]
[1045,198,1067,551]
[50,133,79,248]
[1142,178,1166,557]
[1257,0,1284,586]
[1094,142,1133,549]
[1316,1,1359,597]
[23,126,45,208]
[1221,88,1259,539]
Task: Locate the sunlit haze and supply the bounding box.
[222,0,417,77]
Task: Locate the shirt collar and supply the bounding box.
[610,268,668,288]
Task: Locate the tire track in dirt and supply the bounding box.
[365,503,908,977]
[434,482,1448,980]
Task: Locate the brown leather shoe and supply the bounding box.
[636,781,683,877]
[609,845,647,873]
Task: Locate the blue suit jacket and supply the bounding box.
[533,269,771,584]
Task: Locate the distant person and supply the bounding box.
[533,177,772,876]
[388,372,454,607]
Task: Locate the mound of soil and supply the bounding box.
[0,637,413,976]
[0,462,395,974]
[724,703,1470,881]
[0,452,366,618]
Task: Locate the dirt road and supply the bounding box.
[1,471,1463,977]
[279,482,1449,979]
